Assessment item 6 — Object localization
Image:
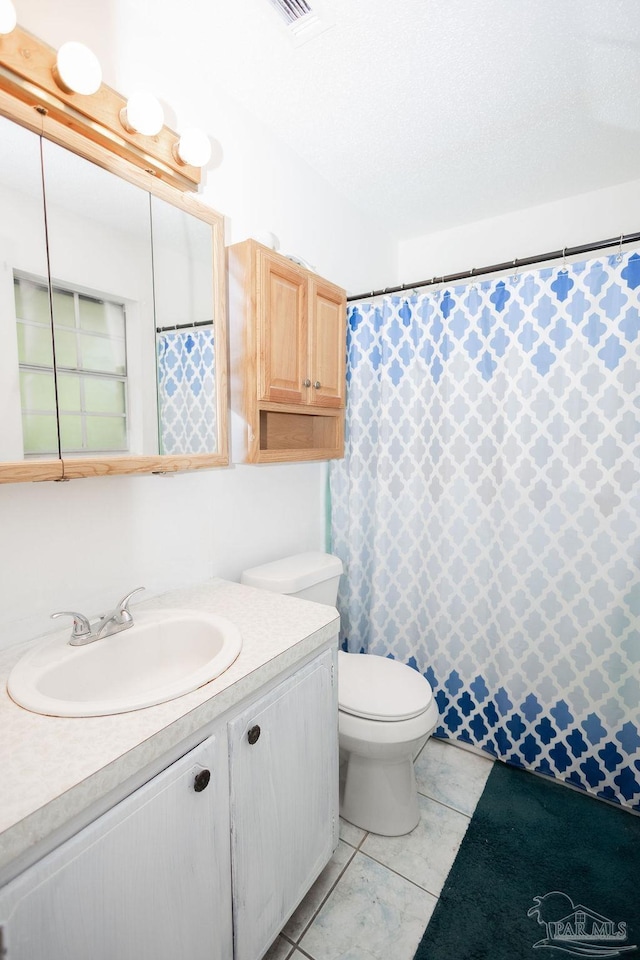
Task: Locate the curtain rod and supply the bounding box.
[155,320,213,333]
[346,230,640,303]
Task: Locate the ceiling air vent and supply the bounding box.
[267,0,313,26]
[265,0,332,45]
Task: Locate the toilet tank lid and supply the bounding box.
[241,552,343,595]
[338,651,433,721]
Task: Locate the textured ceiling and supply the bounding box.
[29,0,639,243]
[190,0,640,241]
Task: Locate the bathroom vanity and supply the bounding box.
[0,580,339,960]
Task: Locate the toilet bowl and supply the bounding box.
[338,650,439,836]
[240,552,439,837]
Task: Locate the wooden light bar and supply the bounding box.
[0,25,201,191]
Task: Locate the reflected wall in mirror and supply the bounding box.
[0,97,228,483]
[0,116,60,472]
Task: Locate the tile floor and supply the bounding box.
[263,737,494,960]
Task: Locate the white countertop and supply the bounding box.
[0,579,339,878]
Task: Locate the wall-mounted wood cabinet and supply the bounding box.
[228,240,346,463]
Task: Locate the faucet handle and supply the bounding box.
[51,611,93,645]
[115,587,145,623]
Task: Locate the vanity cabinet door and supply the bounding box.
[258,249,308,405]
[308,278,347,409]
[228,647,339,960]
[0,736,231,960]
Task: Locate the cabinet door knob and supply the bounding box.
[302,378,311,388]
[313,381,321,389]
[247,725,261,745]
[193,769,211,792]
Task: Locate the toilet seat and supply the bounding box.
[338,651,433,722]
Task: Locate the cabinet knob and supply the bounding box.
[313,381,321,389]
[247,725,261,745]
[302,378,311,388]
[193,769,211,792]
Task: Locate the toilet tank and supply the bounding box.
[240,552,343,606]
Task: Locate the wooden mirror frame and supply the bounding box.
[0,82,228,484]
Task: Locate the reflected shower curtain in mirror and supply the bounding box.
[156,327,216,455]
[330,251,640,810]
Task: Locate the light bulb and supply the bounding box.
[0,0,17,35]
[120,91,164,136]
[53,41,102,96]
[174,128,212,167]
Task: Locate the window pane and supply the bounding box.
[84,377,125,414]
[79,296,124,336]
[79,332,126,375]
[52,289,76,328]
[59,415,83,452]
[57,374,82,412]
[54,328,78,368]
[86,416,127,450]
[17,322,54,367]
[14,279,50,325]
[19,370,56,411]
[22,414,58,454]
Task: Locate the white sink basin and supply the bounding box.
[7,609,242,717]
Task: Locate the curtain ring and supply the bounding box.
[562,247,567,269]
[511,258,520,284]
[617,234,624,263]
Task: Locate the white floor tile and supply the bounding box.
[361,793,470,897]
[339,817,366,848]
[283,840,355,941]
[415,737,494,816]
[299,851,437,960]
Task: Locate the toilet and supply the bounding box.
[241,551,439,837]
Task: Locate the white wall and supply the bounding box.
[0,0,396,650]
[398,178,640,283]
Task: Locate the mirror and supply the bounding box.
[0,117,59,469]
[0,104,228,483]
[151,196,218,456]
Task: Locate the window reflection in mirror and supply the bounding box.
[0,116,58,462]
[41,139,158,458]
[151,196,218,456]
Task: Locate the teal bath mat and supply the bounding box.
[414,762,640,960]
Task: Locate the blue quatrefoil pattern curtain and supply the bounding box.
[156,328,217,455]
[330,251,640,811]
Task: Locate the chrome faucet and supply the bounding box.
[52,587,145,646]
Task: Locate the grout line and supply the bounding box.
[354,846,444,899]
[415,788,474,820]
[289,841,359,945]
[291,945,318,960]
[339,823,369,852]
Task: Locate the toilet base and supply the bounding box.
[340,751,422,836]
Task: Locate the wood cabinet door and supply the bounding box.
[258,251,308,404]
[308,279,346,408]
[0,737,231,960]
[228,649,338,960]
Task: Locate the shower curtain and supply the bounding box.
[330,250,640,811]
[156,327,216,455]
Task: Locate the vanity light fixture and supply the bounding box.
[0,23,210,188]
[52,41,102,96]
[174,128,212,167]
[119,90,165,136]
[0,0,17,35]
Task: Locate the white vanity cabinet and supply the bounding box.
[0,643,339,960]
[229,647,338,960]
[0,736,232,960]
